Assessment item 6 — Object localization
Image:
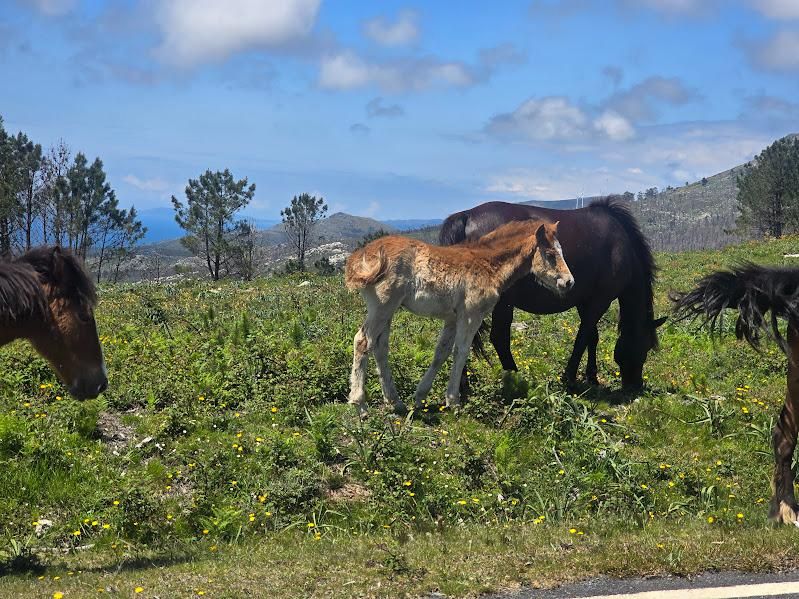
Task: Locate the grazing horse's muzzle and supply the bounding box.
[69,367,108,400]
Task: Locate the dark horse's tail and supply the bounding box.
[672,263,799,355]
[438,209,491,360]
[589,196,658,345]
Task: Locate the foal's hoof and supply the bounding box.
[392,402,409,417]
[770,500,799,526]
[349,401,369,419]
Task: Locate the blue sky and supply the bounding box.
[1,0,798,221]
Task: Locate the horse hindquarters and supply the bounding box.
[771,323,799,524]
[348,289,405,415]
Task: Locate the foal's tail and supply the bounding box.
[672,262,799,355]
[345,247,388,290]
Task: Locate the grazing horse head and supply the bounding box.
[17,247,108,399]
[614,314,667,389]
[530,221,575,295]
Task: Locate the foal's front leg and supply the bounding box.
[446,317,483,408]
[771,324,799,525]
[414,321,456,409]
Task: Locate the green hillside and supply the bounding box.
[630,167,744,251]
[4,237,799,597]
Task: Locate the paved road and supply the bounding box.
[482,570,799,599]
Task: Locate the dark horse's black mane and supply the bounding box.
[0,247,96,322]
[589,196,657,290]
[673,262,799,354]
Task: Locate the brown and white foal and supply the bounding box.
[345,220,574,415]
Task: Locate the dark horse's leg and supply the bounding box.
[771,323,799,524]
[563,302,610,386]
[461,300,517,397]
[490,301,518,371]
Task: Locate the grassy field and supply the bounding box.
[3,236,799,598]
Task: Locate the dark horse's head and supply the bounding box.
[16,247,108,399]
[614,313,666,389]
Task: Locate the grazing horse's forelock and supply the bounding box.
[0,262,48,322]
[16,246,98,309]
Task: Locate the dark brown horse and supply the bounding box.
[673,263,799,524]
[0,246,107,399]
[440,197,664,389]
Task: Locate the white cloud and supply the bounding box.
[349,123,371,136]
[154,0,321,67]
[485,165,651,200]
[485,123,773,201]
[751,30,799,71]
[319,51,475,91]
[22,0,76,16]
[366,97,405,118]
[487,97,589,141]
[318,41,522,92]
[123,174,170,193]
[750,0,799,19]
[626,0,712,15]
[362,201,380,217]
[486,97,637,142]
[594,110,636,141]
[604,76,698,122]
[319,52,372,89]
[363,10,419,46]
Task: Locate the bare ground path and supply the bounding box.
[485,571,799,599]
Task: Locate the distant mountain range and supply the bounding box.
[136,133,796,258]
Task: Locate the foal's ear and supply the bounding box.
[552,220,560,233]
[653,316,667,328]
[535,223,548,246]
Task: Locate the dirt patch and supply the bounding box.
[325,482,371,503]
[96,411,135,453]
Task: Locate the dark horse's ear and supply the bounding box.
[653,316,667,328]
[49,246,65,284]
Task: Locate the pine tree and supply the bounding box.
[280,193,328,271]
[737,136,799,238]
[171,169,256,280]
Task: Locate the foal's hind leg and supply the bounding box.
[372,317,406,413]
[770,324,799,525]
[349,324,372,416]
[414,321,456,409]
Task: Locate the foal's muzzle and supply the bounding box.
[556,275,575,293]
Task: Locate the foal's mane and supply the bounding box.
[0,247,97,322]
[460,219,541,250]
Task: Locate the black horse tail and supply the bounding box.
[672,263,799,355]
[439,210,469,246]
[590,195,659,343]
